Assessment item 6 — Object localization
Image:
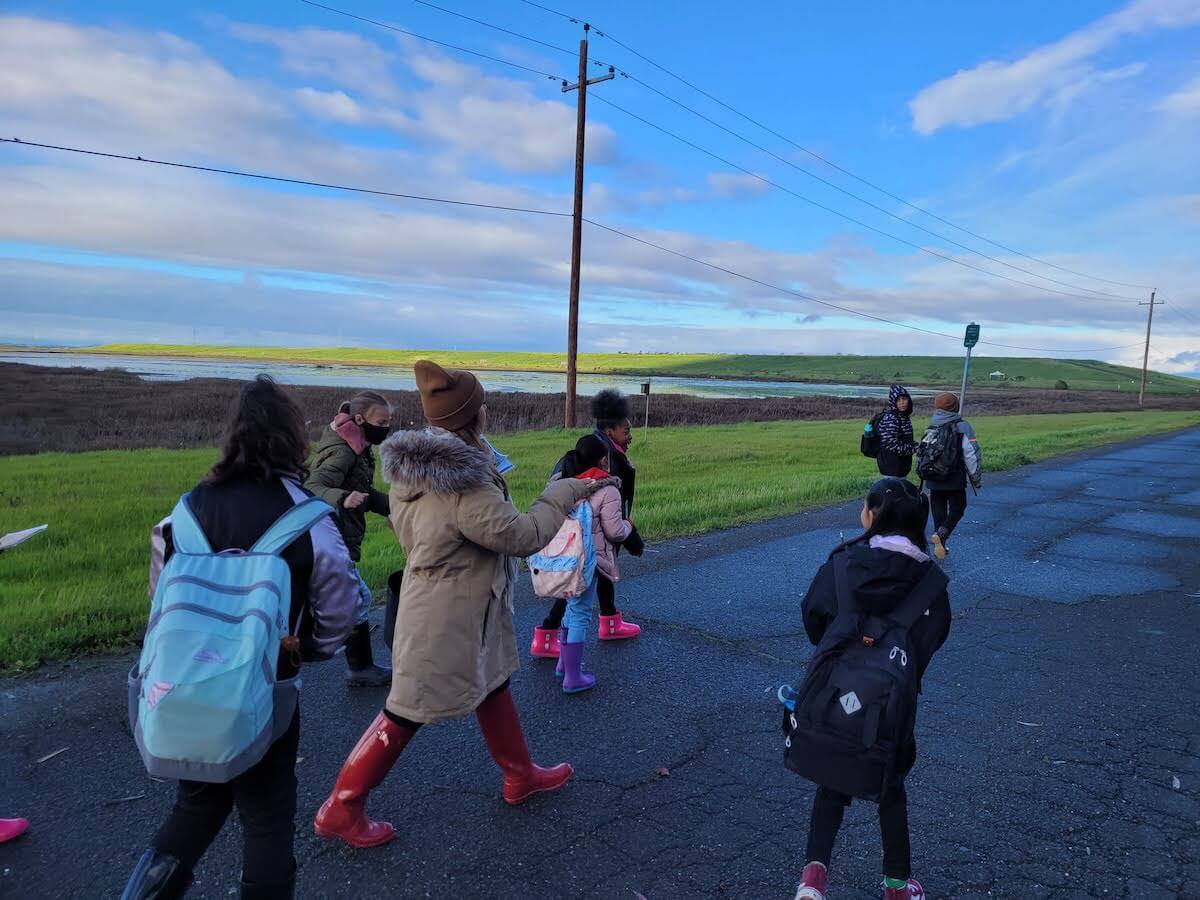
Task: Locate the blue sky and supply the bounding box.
[2,0,1199,369]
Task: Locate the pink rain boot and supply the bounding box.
[530,626,560,659]
[598,610,641,641]
[883,877,924,900]
[794,862,828,900]
[0,818,29,844]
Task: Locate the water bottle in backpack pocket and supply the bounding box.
[128,493,333,783]
[860,412,884,459]
[782,555,947,802]
[529,500,596,599]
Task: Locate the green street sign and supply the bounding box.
[964,322,981,348]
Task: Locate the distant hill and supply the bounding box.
[82,344,1200,394]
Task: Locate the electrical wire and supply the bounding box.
[2,136,1142,354]
[583,218,1144,354]
[308,0,1148,305]
[0,138,572,217]
[298,0,563,81]
[592,95,1140,308]
[516,0,1156,292]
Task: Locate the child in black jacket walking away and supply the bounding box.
[789,478,951,900]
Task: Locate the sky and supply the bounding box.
[2,0,1199,371]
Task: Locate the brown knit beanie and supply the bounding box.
[934,392,960,412]
[413,360,485,431]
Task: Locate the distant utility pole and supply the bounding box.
[1138,290,1163,407]
[561,23,614,428]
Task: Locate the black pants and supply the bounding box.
[929,489,967,538]
[876,450,912,479]
[152,710,300,890]
[383,678,511,731]
[542,574,616,627]
[806,784,911,880]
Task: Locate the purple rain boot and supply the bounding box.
[555,627,567,679]
[559,642,596,694]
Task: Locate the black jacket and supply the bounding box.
[802,541,951,775]
[154,476,358,678]
[803,542,951,687]
[876,384,915,478]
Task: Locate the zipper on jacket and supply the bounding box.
[480,596,492,648]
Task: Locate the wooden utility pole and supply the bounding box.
[561,24,614,428]
[1138,290,1163,407]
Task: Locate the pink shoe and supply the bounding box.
[794,861,827,900]
[883,877,924,900]
[598,611,641,641]
[0,818,29,844]
[530,626,560,659]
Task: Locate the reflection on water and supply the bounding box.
[1,352,930,400]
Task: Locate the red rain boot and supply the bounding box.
[883,877,924,900]
[475,686,572,805]
[529,626,560,659]
[598,610,641,641]
[314,711,415,848]
[0,818,29,844]
[794,861,828,900]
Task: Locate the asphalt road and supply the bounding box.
[3,429,1199,899]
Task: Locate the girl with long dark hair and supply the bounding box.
[123,376,358,899]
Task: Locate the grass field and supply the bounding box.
[2,411,1197,669]
[82,343,1200,394]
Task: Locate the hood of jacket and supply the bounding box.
[380,429,493,499]
[929,409,962,427]
[844,542,933,617]
[888,384,912,414]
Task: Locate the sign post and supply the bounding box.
[640,380,651,442]
[960,323,980,416]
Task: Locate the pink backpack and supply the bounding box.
[529,501,596,599]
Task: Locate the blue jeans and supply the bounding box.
[353,569,372,626]
[563,576,598,643]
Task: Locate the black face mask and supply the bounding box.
[362,422,391,445]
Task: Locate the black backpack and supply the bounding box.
[782,554,947,801]
[859,411,885,458]
[916,422,961,482]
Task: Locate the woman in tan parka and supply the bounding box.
[313,360,599,849]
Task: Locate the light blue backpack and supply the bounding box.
[128,493,333,783]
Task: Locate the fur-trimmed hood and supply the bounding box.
[381,429,494,498]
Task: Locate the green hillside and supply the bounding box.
[84,344,1200,393]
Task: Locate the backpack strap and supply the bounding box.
[169,494,212,555]
[887,565,948,631]
[250,497,335,556]
[832,552,856,619]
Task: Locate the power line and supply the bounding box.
[584,218,1143,354]
[308,0,1146,306]
[0,138,572,217]
[591,95,1140,308]
[298,0,563,81]
[2,136,1141,355]
[517,0,1156,292]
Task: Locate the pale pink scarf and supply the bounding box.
[332,413,368,455]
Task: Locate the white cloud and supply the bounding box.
[909,0,1200,134]
[706,172,770,199]
[1157,73,1200,116]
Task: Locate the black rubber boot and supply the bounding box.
[344,621,391,687]
[120,849,193,900]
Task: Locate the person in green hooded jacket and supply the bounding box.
[305,390,394,686]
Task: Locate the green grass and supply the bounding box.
[2,411,1197,669]
[83,344,1200,394]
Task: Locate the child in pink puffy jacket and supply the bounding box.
[553,434,632,694]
